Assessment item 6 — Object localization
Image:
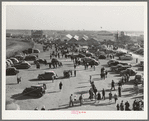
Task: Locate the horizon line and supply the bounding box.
[6,29,144,32]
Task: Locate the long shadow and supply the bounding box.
[122,87,134,92]
[11,93,39,100]
[47,91,59,94]
[6,83,18,85]
[74,90,89,95]
[109,72,118,74]
[113,75,121,77]
[67,65,74,67]
[29,79,43,81]
[96,102,115,106]
[49,98,115,110]
[76,86,90,89]
[42,68,52,70]
[64,63,73,66]
[122,92,136,97]
[101,64,109,67]
[27,69,37,71]
[93,78,102,81]
[124,79,142,85]
[57,76,68,80]
[78,82,89,84]
[131,95,143,99]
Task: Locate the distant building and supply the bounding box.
[31,30,43,38]
[78,37,88,46]
[87,38,98,45]
[6,33,12,37]
[68,37,78,44]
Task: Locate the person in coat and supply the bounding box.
[102,88,105,100]
[120,100,124,111]
[118,86,121,97]
[79,94,83,106]
[59,82,63,91]
[111,80,115,91]
[114,93,118,103]
[109,91,112,102]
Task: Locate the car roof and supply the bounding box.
[10,58,18,60]
[45,71,55,73]
[31,85,43,88]
[7,67,16,70]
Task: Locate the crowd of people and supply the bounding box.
[31,43,143,111]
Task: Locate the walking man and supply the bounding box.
[118,86,121,97]
[102,88,105,100]
[127,74,130,82]
[125,101,130,111]
[111,80,115,91]
[17,76,21,84]
[120,100,124,111]
[69,94,74,107]
[59,82,63,91]
[114,93,118,103]
[79,94,83,106]
[74,70,76,77]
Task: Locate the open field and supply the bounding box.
[6,43,144,110]
[6,38,34,58]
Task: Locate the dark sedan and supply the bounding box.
[6,67,19,76]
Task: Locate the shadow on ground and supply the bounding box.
[11,93,39,100]
[49,98,115,110]
[6,83,18,85]
[76,86,90,89]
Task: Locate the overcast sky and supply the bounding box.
[6,3,145,31]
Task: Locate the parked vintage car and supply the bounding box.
[120,68,137,76]
[6,61,11,68]
[119,54,133,60]
[98,55,106,59]
[6,67,19,76]
[116,51,127,57]
[34,59,46,64]
[7,59,14,66]
[107,59,129,67]
[110,64,124,71]
[10,58,19,65]
[33,49,40,53]
[38,71,58,80]
[14,61,31,69]
[63,70,72,78]
[22,84,46,97]
[113,64,131,72]
[15,55,24,61]
[107,59,119,66]
[24,55,37,61]
[82,57,99,66]
[134,74,144,84]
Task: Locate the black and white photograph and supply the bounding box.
[2,2,147,120]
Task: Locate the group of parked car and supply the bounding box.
[108,59,136,76]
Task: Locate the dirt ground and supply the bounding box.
[6,43,144,110]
